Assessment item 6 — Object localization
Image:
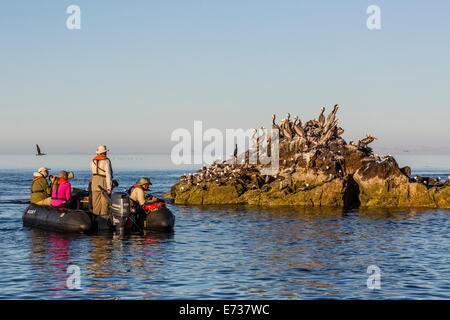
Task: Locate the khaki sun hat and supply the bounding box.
[96,145,109,154]
[38,167,51,174]
[136,177,152,186]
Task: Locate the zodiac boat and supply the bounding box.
[23,190,175,233]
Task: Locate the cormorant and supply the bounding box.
[36,144,46,156]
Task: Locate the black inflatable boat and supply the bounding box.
[23,191,175,233]
[23,205,92,233]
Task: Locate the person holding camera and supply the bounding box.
[50,170,72,207]
[30,167,55,206]
[129,177,158,209]
[89,145,113,215]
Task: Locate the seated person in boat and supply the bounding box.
[30,167,56,206]
[50,171,72,207]
[129,177,158,210]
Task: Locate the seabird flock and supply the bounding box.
[177,105,384,191]
[244,104,377,161]
[177,105,448,191]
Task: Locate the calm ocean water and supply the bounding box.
[0,154,450,299]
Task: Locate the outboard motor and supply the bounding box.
[110,192,131,231]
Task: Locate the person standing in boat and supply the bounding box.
[30,167,55,206]
[50,171,72,207]
[129,177,158,210]
[89,145,113,215]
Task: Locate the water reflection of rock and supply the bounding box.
[183,205,424,298]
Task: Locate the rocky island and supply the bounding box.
[168,105,450,209]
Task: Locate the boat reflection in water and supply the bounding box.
[27,229,174,299]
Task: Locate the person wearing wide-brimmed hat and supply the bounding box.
[30,167,55,205]
[129,177,158,207]
[89,145,113,215]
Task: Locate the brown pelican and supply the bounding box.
[272,114,280,132]
[244,150,249,166]
[36,144,46,156]
[250,129,258,148]
[359,134,377,145]
[255,127,266,163]
[257,127,265,146]
[278,113,289,131]
[318,107,325,127]
[284,113,292,130]
[282,126,293,140]
[291,115,298,131]
[292,115,305,137]
[323,104,340,132]
[280,114,293,140]
[318,119,338,145]
[332,104,340,114]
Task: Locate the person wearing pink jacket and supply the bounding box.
[51,171,72,207]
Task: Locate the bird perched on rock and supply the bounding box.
[272,114,281,133]
[359,134,377,146]
[281,122,293,140]
[298,183,310,191]
[317,107,326,127]
[292,115,305,138]
[336,127,345,136]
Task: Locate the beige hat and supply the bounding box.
[136,177,152,186]
[58,170,68,179]
[96,145,109,154]
[38,167,51,174]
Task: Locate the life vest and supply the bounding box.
[92,155,112,177]
[93,155,107,161]
[51,178,70,201]
[31,174,46,194]
[127,184,147,195]
[143,201,165,214]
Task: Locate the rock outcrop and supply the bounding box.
[354,156,450,208]
[168,105,450,208]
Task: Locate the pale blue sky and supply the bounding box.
[1,1,449,155]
